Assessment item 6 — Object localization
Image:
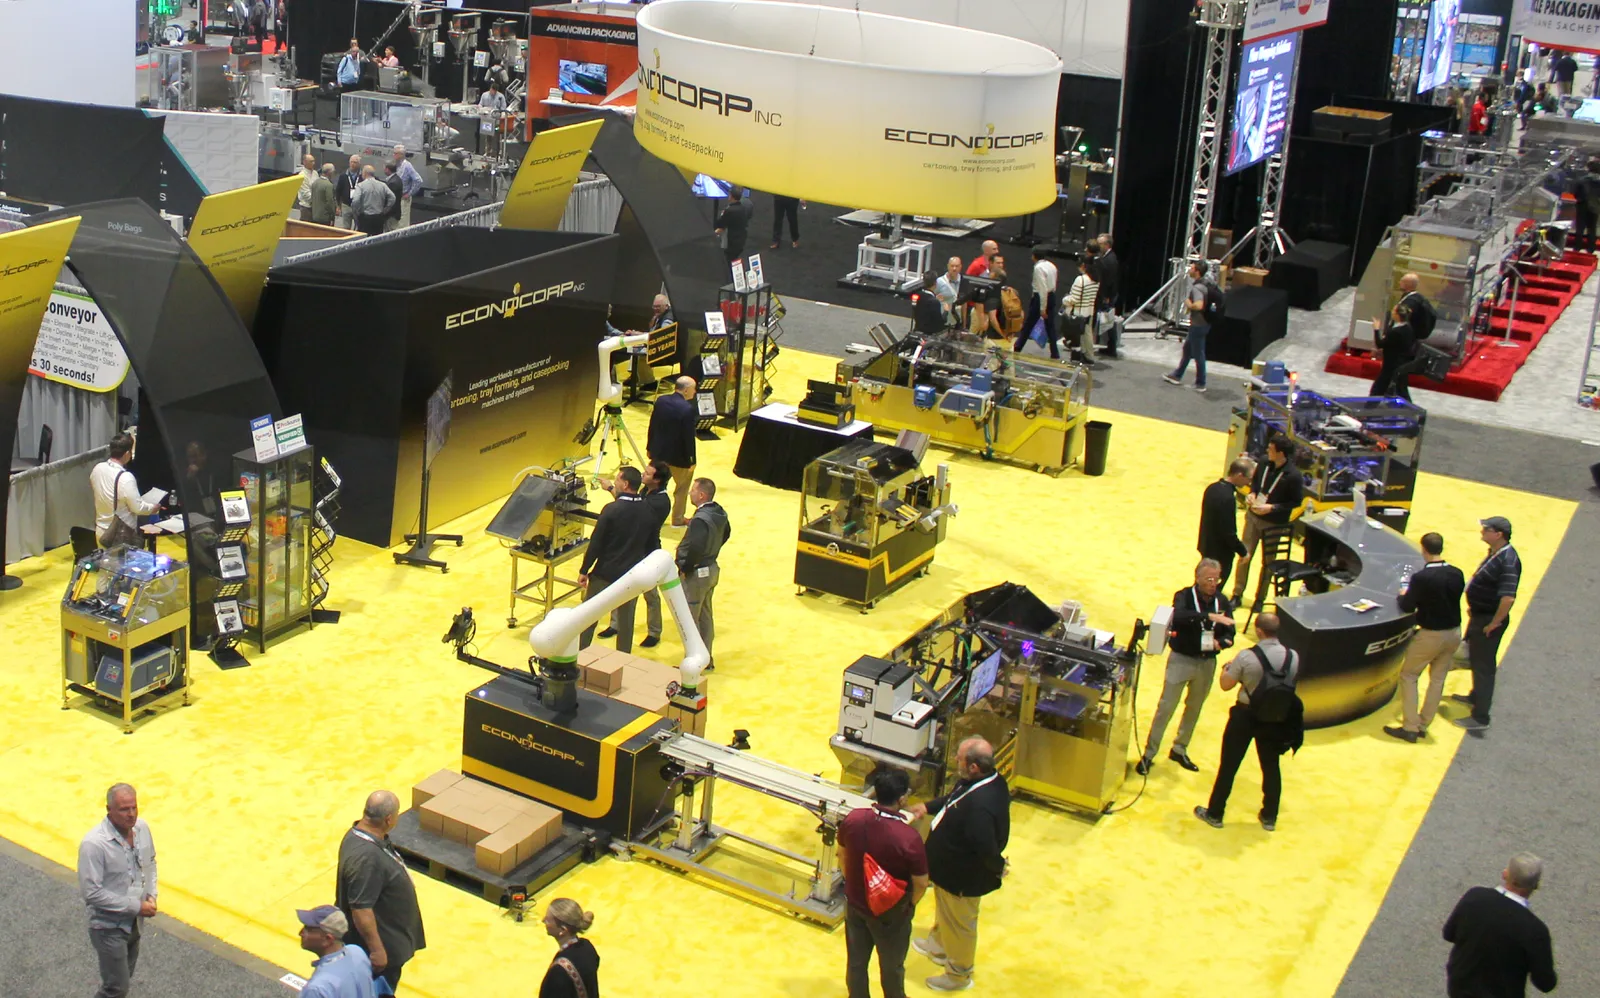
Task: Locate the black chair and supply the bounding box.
[1244,524,1319,626]
[69,526,99,559]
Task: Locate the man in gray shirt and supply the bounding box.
[1194,614,1300,832]
[350,165,396,237]
[78,783,158,998]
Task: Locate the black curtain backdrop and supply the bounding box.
[1112,0,1203,307]
[1115,0,1400,306]
[31,199,287,649]
[1058,73,1122,158]
[0,97,167,213]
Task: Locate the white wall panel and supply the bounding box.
[0,0,135,106]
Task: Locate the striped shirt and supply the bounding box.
[1464,544,1520,614]
[1064,274,1099,317]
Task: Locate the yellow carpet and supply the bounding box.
[0,348,1575,998]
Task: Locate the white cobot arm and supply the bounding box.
[529,548,711,692]
[596,332,650,404]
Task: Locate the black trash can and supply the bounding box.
[1083,420,1112,476]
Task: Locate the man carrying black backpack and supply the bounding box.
[1194,613,1303,832]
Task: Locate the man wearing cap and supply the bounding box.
[1454,517,1521,732]
[297,905,378,998]
[337,791,425,992]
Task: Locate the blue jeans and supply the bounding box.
[1172,323,1208,386]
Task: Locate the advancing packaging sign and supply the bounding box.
[634,0,1061,218]
[1510,0,1600,52]
[1243,0,1333,42]
[1226,33,1300,174]
[29,289,129,391]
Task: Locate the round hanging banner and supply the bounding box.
[634,0,1062,218]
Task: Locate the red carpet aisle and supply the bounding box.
[1326,251,1598,401]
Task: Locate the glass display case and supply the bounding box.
[61,546,192,732]
[838,329,1091,473]
[233,446,316,649]
[714,282,775,430]
[795,440,955,609]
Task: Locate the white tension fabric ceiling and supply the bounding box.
[0,0,134,106]
[768,0,1129,79]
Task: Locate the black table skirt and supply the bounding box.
[733,406,874,491]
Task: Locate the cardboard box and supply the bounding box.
[419,804,445,836]
[418,783,473,838]
[439,809,470,845]
[412,769,463,808]
[463,803,519,844]
[614,685,671,714]
[576,645,616,668]
[519,805,565,865]
[583,658,625,694]
[474,826,521,877]
[1232,266,1269,288]
[665,702,708,737]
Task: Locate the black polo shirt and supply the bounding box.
[1249,458,1305,525]
[1465,544,1521,615]
[1397,560,1464,630]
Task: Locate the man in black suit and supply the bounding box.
[647,376,699,527]
[1095,233,1121,356]
[1199,458,1255,590]
[907,737,1009,993]
[1443,854,1558,998]
[577,466,657,653]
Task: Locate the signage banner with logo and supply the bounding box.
[0,216,81,572]
[529,13,639,46]
[1511,0,1600,53]
[1243,0,1333,42]
[500,120,606,231]
[28,288,129,392]
[634,0,1062,218]
[188,175,302,328]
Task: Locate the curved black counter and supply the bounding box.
[1277,509,1425,728]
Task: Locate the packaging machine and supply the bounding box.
[1226,381,1426,531]
[836,328,1091,474]
[830,583,1142,814]
[795,440,956,610]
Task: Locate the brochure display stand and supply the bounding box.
[232,445,317,649]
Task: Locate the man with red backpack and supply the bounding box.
[1194,613,1304,832]
[838,766,928,998]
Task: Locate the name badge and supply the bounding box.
[1200,631,1216,654]
[696,566,711,579]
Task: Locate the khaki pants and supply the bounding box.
[1400,626,1461,732]
[922,888,981,982]
[668,465,694,523]
[1142,651,1216,760]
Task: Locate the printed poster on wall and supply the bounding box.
[28,288,130,392]
[1511,0,1600,53]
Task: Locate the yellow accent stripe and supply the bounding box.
[795,543,934,583]
[462,711,661,819]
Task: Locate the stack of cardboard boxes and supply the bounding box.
[413,770,564,877]
[576,645,707,736]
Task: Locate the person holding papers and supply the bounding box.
[90,433,164,548]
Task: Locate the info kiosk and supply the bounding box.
[1275,508,1425,728]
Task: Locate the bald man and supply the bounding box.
[909,737,1011,991]
[295,153,318,219]
[337,790,425,991]
[965,240,1000,277]
[648,375,699,525]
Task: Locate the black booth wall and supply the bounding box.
[1114,0,1402,305]
[255,228,618,548]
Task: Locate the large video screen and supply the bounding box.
[1225,33,1298,176]
[1417,0,1461,95]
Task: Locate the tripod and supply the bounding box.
[590,403,644,481]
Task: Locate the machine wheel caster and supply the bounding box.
[455,539,464,547]
[441,566,450,574]
[507,619,517,628]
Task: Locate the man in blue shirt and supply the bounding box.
[390,145,425,227]
[336,40,363,87]
[298,905,380,997]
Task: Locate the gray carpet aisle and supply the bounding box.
[3,296,1595,996]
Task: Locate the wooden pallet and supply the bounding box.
[388,809,593,907]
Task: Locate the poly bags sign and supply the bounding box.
[1243,0,1332,42]
[29,289,129,392]
[1511,0,1600,52]
[634,0,1061,219]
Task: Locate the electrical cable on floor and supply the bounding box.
[1101,642,1148,815]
